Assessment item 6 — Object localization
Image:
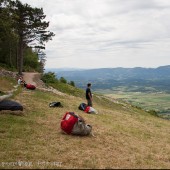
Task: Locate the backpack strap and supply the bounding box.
[69,112,79,118]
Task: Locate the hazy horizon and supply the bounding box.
[45,64,170,71]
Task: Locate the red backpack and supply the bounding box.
[26,84,36,90]
[84,106,90,113]
[61,112,78,134]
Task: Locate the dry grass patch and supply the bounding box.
[0,88,170,169]
[0,77,16,93]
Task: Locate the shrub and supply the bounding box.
[69,81,75,87]
[41,72,57,83]
[60,77,67,84]
[147,110,158,117]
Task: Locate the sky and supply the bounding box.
[20,0,170,69]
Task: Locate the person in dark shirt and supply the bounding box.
[86,83,92,107]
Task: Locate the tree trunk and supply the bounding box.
[18,37,24,75]
[16,43,18,69]
[9,42,12,67]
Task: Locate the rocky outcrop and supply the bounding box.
[0,69,18,101]
[0,94,13,102]
[0,68,17,79]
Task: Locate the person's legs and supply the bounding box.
[87,99,92,107]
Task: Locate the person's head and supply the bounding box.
[87,83,91,87]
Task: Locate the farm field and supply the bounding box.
[98,90,170,119]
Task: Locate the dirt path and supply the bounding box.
[22,72,44,87]
[22,72,65,96]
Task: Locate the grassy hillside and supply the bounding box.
[0,77,170,169]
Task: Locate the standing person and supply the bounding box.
[86,83,93,107]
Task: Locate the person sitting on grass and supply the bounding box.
[18,76,26,87]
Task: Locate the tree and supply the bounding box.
[69,81,75,87]
[41,72,57,83]
[35,48,47,73]
[60,77,67,84]
[38,51,46,73]
[0,0,18,68]
[23,47,40,71]
[9,0,55,75]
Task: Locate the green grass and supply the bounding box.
[49,81,85,98]
[0,77,17,93]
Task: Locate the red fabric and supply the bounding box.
[26,84,36,90]
[84,106,90,113]
[61,112,78,134]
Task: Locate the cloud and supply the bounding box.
[20,0,170,68]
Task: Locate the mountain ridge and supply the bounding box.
[54,65,170,79]
[51,65,170,92]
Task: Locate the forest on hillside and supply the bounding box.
[0,0,54,74]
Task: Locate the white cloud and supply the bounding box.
[20,0,170,69]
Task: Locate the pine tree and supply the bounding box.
[0,0,18,68]
[9,0,55,75]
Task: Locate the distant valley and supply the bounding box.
[48,65,170,93]
[47,65,170,119]
[46,65,170,117]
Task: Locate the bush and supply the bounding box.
[60,77,67,84]
[147,110,158,117]
[41,72,57,83]
[69,81,75,87]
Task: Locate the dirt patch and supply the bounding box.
[22,72,66,96]
[23,72,40,86]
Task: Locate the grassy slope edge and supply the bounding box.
[0,77,170,169]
